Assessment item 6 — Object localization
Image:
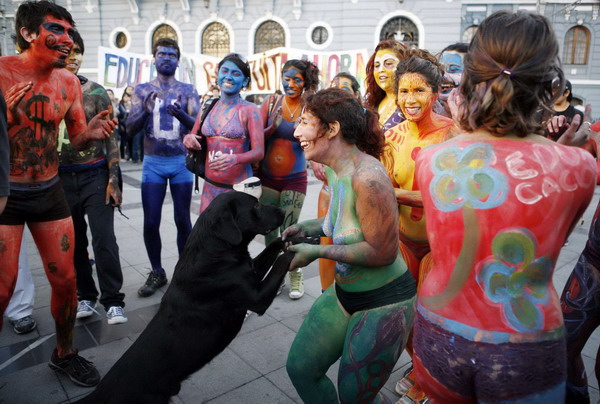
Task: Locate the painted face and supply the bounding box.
[282,67,305,98]
[373,49,400,92]
[439,51,465,101]
[31,16,74,68]
[330,77,354,94]
[154,46,179,76]
[396,73,436,122]
[294,110,326,161]
[66,42,83,74]
[217,60,248,96]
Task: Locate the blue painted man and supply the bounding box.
[127,38,200,297]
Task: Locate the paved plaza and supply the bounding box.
[0,160,598,403]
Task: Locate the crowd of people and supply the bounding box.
[0,1,599,403]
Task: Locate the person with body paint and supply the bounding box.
[437,43,468,119]
[561,198,600,404]
[382,49,455,404]
[311,72,363,293]
[0,0,117,386]
[413,11,595,403]
[365,39,408,132]
[258,59,320,300]
[127,38,200,298]
[183,53,264,213]
[58,30,127,325]
[283,88,416,403]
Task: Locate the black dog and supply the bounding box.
[77,192,295,403]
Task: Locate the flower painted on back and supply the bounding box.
[429,143,508,212]
[477,229,553,332]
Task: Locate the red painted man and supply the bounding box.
[0,1,116,387]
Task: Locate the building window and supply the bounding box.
[379,17,418,49]
[462,25,478,43]
[254,20,285,54]
[152,24,178,49]
[564,26,590,65]
[115,32,128,49]
[312,26,328,45]
[202,22,230,58]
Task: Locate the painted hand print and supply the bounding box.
[477,229,552,332]
[430,143,508,212]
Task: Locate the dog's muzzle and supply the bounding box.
[233,176,262,199]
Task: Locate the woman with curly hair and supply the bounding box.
[414,11,595,403]
[283,88,415,403]
[258,59,320,300]
[365,39,408,131]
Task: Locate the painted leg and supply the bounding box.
[0,225,24,330]
[142,182,167,272]
[338,297,416,404]
[287,287,348,403]
[29,219,77,356]
[259,187,282,247]
[169,181,193,255]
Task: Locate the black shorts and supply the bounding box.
[0,177,71,225]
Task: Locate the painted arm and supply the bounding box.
[125,85,151,136]
[66,79,117,151]
[394,188,423,208]
[5,81,32,126]
[209,105,265,171]
[260,95,282,139]
[282,217,326,240]
[287,163,399,270]
[99,90,122,207]
[166,88,200,130]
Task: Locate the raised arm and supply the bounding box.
[166,87,200,130]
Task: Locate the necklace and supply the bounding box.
[283,97,301,120]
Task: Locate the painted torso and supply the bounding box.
[58,77,113,165]
[382,116,454,242]
[135,79,198,157]
[416,138,596,336]
[0,55,81,182]
[260,97,306,180]
[323,166,406,292]
[202,99,254,184]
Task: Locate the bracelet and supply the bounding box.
[584,121,592,126]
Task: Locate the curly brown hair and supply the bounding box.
[458,11,563,137]
[364,40,408,110]
[303,88,385,159]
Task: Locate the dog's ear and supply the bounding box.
[212,208,243,245]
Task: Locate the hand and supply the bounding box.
[547,115,566,135]
[143,91,157,114]
[264,106,283,137]
[208,152,238,171]
[557,105,593,147]
[166,102,184,119]
[183,133,202,150]
[88,110,117,140]
[105,179,122,207]
[6,81,32,125]
[281,224,308,245]
[310,161,327,182]
[287,243,320,270]
[447,88,461,121]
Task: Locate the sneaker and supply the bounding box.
[106,306,128,325]
[48,348,101,387]
[76,300,98,319]
[138,271,168,297]
[288,268,304,300]
[10,316,37,334]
